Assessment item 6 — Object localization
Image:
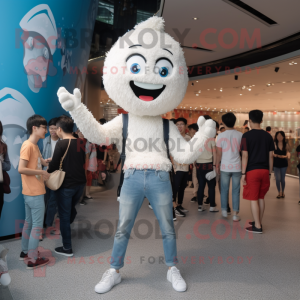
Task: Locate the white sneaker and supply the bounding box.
[198,205,205,211]
[222,210,228,217]
[209,207,219,212]
[167,266,187,292]
[94,268,121,294]
[233,215,241,222]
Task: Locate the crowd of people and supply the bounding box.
[161,110,297,235]
[0,109,298,271]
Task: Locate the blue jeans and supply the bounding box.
[45,187,58,227]
[220,171,241,212]
[274,167,287,193]
[111,169,178,269]
[21,195,45,260]
[55,184,85,250]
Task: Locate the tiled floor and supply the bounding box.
[1,175,300,300]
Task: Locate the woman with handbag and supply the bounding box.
[47,116,86,257]
[0,121,11,219]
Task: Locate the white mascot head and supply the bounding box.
[103,17,188,116]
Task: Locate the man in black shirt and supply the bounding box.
[241,110,274,234]
[48,116,86,256]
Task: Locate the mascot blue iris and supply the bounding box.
[57,16,215,294]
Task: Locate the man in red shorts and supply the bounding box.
[241,110,275,233]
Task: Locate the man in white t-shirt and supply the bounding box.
[216,113,242,221]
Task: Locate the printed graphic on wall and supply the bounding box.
[19,4,58,93]
[0,0,97,238]
[0,88,34,202]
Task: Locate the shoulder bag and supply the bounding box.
[46,139,71,191]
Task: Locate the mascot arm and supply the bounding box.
[70,104,122,145]
[169,117,216,164]
[57,87,122,145]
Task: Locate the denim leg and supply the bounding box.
[21,198,32,255]
[22,195,45,260]
[45,189,58,227]
[56,188,75,250]
[231,172,241,212]
[274,167,281,192]
[110,170,145,269]
[280,167,287,192]
[70,185,85,224]
[146,170,178,267]
[220,172,230,210]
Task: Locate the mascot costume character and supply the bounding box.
[57,16,215,294]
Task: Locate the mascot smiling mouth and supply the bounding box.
[130,81,166,101]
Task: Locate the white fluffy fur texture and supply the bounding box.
[70,105,216,171]
[60,16,216,171]
[103,16,188,116]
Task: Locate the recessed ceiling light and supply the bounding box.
[291,81,294,83]
[282,82,286,83]
[193,17,198,20]
[196,81,198,82]
[240,94,242,95]
[196,94,199,96]
[248,88,251,91]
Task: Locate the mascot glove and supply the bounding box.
[197,117,216,139]
[57,87,82,112]
[205,170,216,181]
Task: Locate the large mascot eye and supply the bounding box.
[126,54,146,75]
[155,59,173,78]
[130,63,141,74]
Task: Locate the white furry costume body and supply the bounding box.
[58,17,215,169]
[57,16,216,294]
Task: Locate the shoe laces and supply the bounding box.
[171,267,183,284]
[100,270,113,284]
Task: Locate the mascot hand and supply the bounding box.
[197,116,216,139]
[197,116,206,130]
[57,87,81,112]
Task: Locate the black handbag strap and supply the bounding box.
[117,114,128,197]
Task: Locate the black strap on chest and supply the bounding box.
[117,115,170,197]
[117,114,128,197]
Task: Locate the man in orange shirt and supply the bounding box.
[18,115,51,269]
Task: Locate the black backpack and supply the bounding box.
[116,114,171,197]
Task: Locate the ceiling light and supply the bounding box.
[196,81,198,82]
[291,81,294,83]
[196,94,199,96]
[195,107,197,109]
[240,94,242,95]
[248,88,251,91]
[193,17,198,20]
[282,82,286,83]
[214,88,216,90]
[214,108,216,109]
[207,89,210,90]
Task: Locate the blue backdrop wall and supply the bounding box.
[0,0,97,238]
